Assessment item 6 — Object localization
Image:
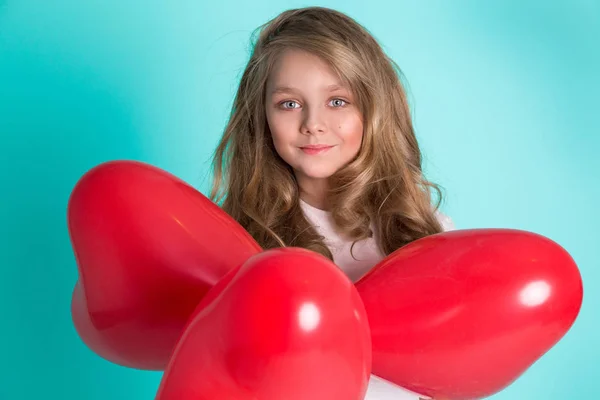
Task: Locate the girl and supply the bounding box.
[210,6,454,400]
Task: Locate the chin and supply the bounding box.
[306,173,334,180]
[299,167,338,180]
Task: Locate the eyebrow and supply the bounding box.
[270,83,348,95]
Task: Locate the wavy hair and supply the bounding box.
[210,6,445,261]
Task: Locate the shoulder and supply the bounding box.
[434,210,455,232]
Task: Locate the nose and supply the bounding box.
[301,106,326,136]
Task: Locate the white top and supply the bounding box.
[299,199,455,282]
[299,199,455,400]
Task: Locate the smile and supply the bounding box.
[299,146,335,155]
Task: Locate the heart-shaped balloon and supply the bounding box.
[355,228,583,400]
[156,247,372,400]
[68,160,262,370]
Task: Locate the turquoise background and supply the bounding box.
[1,1,598,398]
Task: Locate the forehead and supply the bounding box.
[266,49,347,93]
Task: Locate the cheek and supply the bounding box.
[270,128,295,150]
[270,132,290,161]
[267,113,286,146]
[339,118,364,151]
[267,116,298,159]
[268,111,294,137]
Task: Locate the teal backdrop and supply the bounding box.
[1,1,598,398]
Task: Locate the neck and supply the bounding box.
[296,175,329,211]
[300,192,329,211]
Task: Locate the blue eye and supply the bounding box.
[280,101,300,109]
[330,98,347,107]
[278,98,348,110]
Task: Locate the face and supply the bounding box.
[265,49,364,193]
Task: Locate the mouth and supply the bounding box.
[299,145,335,155]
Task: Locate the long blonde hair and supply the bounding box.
[210,6,445,261]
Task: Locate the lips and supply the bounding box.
[301,145,333,149]
[300,145,334,155]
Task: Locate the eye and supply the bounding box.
[330,98,348,107]
[280,100,300,109]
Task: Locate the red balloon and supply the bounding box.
[68,160,262,370]
[156,248,372,400]
[355,228,583,400]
